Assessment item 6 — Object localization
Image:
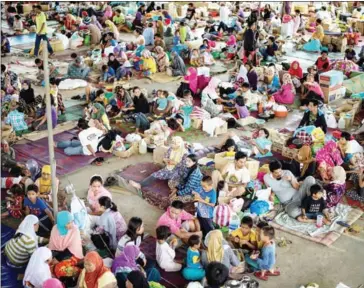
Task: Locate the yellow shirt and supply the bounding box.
[36,12,47,34]
[231,228,257,243]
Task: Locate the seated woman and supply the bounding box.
[112,245,160,286]
[32,95,58,131]
[94,196,127,252]
[48,211,84,281]
[303,19,324,52]
[4,215,46,268]
[152,90,174,116]
[316,141,344,182]
[67,56,91,80]
[298,99,327,133]
[130,136,188,191]
[91,103,111,131]
[245,61,258,91]
[300,74,324,107]
[273,73,295,105]
[107,53,121,75]
[101,64,116,83]
[250,128,273,158]
[100,32,118,53]
[288,61,303,89]
[77,251,117,288]
[34,165,59,202]
[289,145,316,180]
[141,49,157,77]
[324,166,346,208]
[23,247,53,288]
[87,175,112,216]
[167,51,187,77]
[115,217,145,257]
[155,46,170,73]
[201,230,240,271]
[171,154,202,201]
[1,139,21,172]
[201,77,223,117]
[19,80,38,117]
[347,166,364,202]
[108,86,133,117]
[105,19,120,41]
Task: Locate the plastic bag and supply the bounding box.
[229,198,244,213]
[139,139,147,154]
[250,200,270,215]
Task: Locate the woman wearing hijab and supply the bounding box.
[245,61,258,91]
[155,46,169,72]
[303,19,324,52]
[125,270,149,288]
[78,251,117,288]
[201,77,223,117]
[168,51,187,77]
[108,53,121,73]
[19,80,36,115]
[48,211,83,260]
[316,141,344,182]
[35,165,60,202]
[179,67,198,96]
[23,247,52,288]
[105,20,120,41]
[130,136,189,191]
[324,166,347,208]
[4,215,44,268]
[288,60,303,89]
[141,49,157,76]
[201,230,240,270]
[287,145,316,179]
[273,73,296,104]
[112,245,141,276]
[85,17,102,46]
[92,103,111,130]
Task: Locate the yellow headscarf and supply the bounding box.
[39,165,52,194]
[167,136,187,170]
[42,165,51,174]
[296,145,314,177]
[206,230,224,263]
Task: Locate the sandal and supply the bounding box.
[254,271,268,281]
[266,270,280,276]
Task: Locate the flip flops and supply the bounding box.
[254,271,268,281]
[266,270,281,276]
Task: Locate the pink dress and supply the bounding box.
[273,83,295,104]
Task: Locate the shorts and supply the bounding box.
[305,212,323,220]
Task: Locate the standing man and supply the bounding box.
[33,5,54,57]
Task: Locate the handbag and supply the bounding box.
[241,187,257,212]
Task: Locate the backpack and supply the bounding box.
[213,204,231,227]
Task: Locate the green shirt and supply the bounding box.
[113,14,125,25]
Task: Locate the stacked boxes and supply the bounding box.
[319,70,345,103]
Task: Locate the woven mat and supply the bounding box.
[23,121,77,141]
[149,73,182,84]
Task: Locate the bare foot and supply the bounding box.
[129,180,141,190]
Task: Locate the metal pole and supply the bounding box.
[43,41,58,221]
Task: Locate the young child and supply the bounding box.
[173,30,180,46]
[241,82,257,108]
[101,64,116,83]
[182,235,206,281]
[192,176,217,237]
[345,44,357,61]
[338,131,353,164]
[229,216,257,251]
[235,96,249,119]
[5,100,29,136]
[190,49,201,67]
[200,46,215,66]
[255,221,269,250]
[155,90,169,112]
[248,226,280,281]
[156,225,182,272]
[13,15,24,35]
[24,184,55,236]
[297,184,331,225]
[1,184,24,219]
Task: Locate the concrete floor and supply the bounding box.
[2,38,364,288]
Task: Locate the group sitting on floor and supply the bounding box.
[1,1,364,288]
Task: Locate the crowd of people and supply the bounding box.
[1,1,364,287]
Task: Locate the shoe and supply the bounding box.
[254,271,268,281]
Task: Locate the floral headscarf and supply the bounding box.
[282,73,296,94]
[91,103,106,120]
[316,141,343,167]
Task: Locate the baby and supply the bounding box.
[190,49,201,67]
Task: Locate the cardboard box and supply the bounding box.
[214,121,228,137]
[322,35,332,45]
[282,146,298,159]
[272,142,284,153]
[41,4,49,11]
[214,152,234,170]
[331,36,347,53]
[23,4,32,14]
[191,118,202,129]
[246,159,260,180]
[321,85,346,103]
[319,70,344,87]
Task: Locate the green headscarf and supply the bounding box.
[91,103,105,120]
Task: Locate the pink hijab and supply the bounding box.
[48,223,84,259]
[184,67,198,94]
[43,279,64,288]
[104,6,113,18]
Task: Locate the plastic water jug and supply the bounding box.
[139,139,147,154]
[338,115,346,130]
[228,213,240,233]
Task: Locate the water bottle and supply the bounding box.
[316,215,323,228]
[229,213,240,233]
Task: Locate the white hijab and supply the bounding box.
[203,77,221,100]
[237,65,248,82]
[16,215,39,247]
[23,247,52,288]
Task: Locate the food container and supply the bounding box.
[274,110,288,118]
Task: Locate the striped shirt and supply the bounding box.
[177,168,203,196]
[4,234,43,267]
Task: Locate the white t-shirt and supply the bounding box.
[78,127,104,155]
[115,235,144,258]
[156,241,176,269]
[219,6,231,25]
[136,35,145,46]
[224,162,251,185]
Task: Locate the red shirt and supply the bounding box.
[315,57,330,72]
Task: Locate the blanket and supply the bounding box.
[149,73,182,84]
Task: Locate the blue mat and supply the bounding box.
[9,33,36,46]
[1,225,24,288]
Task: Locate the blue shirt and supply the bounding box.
[186,247,202,269]
[256,243,276,270]
[143,27,155,46]
[196,188,216,219]
[24,197,48,218]
[177,168,203,196]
